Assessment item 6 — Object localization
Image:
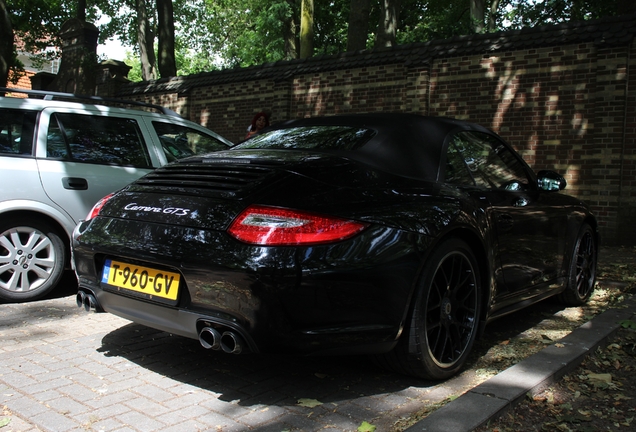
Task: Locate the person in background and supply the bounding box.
[246,112,270,139]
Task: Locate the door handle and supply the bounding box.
[62,177,88,190]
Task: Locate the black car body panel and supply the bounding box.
[72,114,598,377]
[74,217,434,354]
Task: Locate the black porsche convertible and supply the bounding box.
[72,113,598,380]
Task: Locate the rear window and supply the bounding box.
[0,108,36,155]
[233,126,376,151]
[152,121,229,162]
[46,113,151,167]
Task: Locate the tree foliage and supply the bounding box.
[2,0,633,87]
[6,0,97,66]
[502,0,635,28]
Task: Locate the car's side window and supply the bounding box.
[152,122,229,162]
[451,131,530,191]
[0,109,36,156]
[444,141,477,186]
[46,113,151,168]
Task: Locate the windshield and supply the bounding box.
[233,126,376,151]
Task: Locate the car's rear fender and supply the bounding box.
[400,224,493,340]
[453,227,493,337]
[560,208,600,280]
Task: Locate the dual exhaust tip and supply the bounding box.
[199,326,244,354]
[76,290,98,312]
[76,291,245,355]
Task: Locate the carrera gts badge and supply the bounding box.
[124,203,191,216]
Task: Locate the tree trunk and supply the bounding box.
[487,0,500,32]
[157,0,176,77]
[76,0,86,21]
[0,0,12,89]
[136,0,157,81]
[283,0,298,60]
[300,0,314,59]
[375,0,400,48]
[347,0,371,52]
[470,0,485,33]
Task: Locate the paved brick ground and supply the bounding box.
[1,244,632,432]
[0,288,461,432]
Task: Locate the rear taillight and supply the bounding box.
[86,193,115,221]
[228,205,368,246]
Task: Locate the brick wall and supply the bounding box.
[113,15,636,244]
[427,43,636,241]
[7,70,35,93]
[617,42,636,242]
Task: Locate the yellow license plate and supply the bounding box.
[101,259,180,300]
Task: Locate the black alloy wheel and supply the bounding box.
[559,223,597,306]
[382,238,481,380]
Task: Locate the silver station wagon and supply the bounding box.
[0,88,232,302]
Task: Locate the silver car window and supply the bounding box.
[152,121,230,162]
[46,113,152,168]
[0,108,36,155]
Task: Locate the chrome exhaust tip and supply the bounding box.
[76,291,86,308]
[77,291,98,312]
[199,327,222,350]
[83,293,96,312]
[221,331,244,354]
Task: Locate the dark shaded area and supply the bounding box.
[0,270,78,306]
[0,271,80,328]
[94,294,569,409]
[99,322,430,407]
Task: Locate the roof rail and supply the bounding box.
[0,87,181,117]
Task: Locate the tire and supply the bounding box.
[381,238,482,380]
[0,217,67,302]
[558,224,597,306]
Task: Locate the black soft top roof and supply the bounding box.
[265,113,492,181]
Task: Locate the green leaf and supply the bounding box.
[619,319,636,329]
[0,417,11,428]
[358,421,376,432]
[297,398,323,408]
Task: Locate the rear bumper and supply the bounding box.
[73,217,429,355]
[78,283,259,352]
[77,279,402,355]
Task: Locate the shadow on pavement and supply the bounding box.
[0,270,78,306]
[99,322,435,407]
[46,270,79,299]
[468,298,568,364]
[95,298,569,411]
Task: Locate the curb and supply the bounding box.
[405,296,636,432]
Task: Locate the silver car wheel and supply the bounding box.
[0,224,62,299]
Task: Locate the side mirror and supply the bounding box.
[537,170,567,191]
